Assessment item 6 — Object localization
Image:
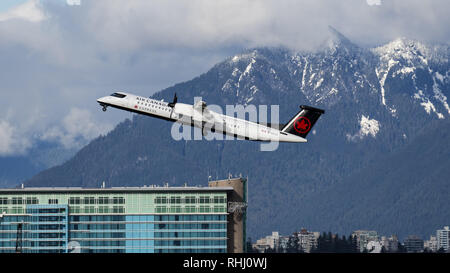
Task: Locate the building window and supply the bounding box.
[69,197,81,205]
[84,206,95,214]
[26,197,38,204]
[11,206,24,214]
[156,206,167,213]
[213,206,225,213]
[155,196,167,204]
[48,199,58,204]
[112,206,124,213]
[12,197,23,205]
[113,197,125,204]
[199,196,210,204]
[199,206,210,213]
[213,196,225,204]
[98,197,110,204]
[98,206,110,213]
[84,197,95,205]
[170,206,182,213]
[184,206,196,213]
[69,207,81,214]
[184,196,196,204]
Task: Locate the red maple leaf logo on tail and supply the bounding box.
[294,117,311,134]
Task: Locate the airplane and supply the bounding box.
[97,92,324,143]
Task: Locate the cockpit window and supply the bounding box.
[110,93,126,98]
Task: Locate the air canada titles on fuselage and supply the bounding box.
[97,92,324,143]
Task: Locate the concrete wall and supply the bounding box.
[209,178,247,253]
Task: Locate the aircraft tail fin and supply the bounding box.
[281,105,325,138]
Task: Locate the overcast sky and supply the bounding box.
[0,0,448,156]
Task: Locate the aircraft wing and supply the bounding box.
[192,101,234,133]
[193,100,207,111]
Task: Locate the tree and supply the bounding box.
[331,233,338,253]
[265,247,276,253]
[350,235,358,253]
[314,232,333,253]
[437,247,446,253]
[246,237,256,253]
[344,234,358,253]
[396,242,407,253]
[286,234,300,253]
[311,232,360,253]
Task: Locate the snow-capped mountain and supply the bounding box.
[24,28,450,239]
[219,28,449,118]
[194,27,449,147]
[373,38,450,119]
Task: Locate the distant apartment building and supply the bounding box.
[352,230,379,252]
[380,235,399,253]
[437,226,450,252]
[424,235,438,252]
[252,231,280,253]
[295,228,320,253]
[277,235,290,251]
[366,240,383,253]
[366,236,400,253]
[404,235,424,253]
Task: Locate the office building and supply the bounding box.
[0,178,247,253]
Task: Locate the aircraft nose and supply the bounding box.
[97,96,108,104]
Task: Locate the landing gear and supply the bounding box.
[102,105,107,112]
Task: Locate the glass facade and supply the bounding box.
[0,188,229,253]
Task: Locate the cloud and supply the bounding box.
[61,0,449,50]
[0,0,46,22]
[366,0,382,6]
[0,0,448,156]
[66,0,81,6]
[0,120,31,155]
[41,108,113,149]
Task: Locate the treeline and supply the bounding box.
[270,232,359,253]
[312,232,358,253]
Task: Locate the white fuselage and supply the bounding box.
[97,92,307,143]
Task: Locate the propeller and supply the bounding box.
[168,93,177,107]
